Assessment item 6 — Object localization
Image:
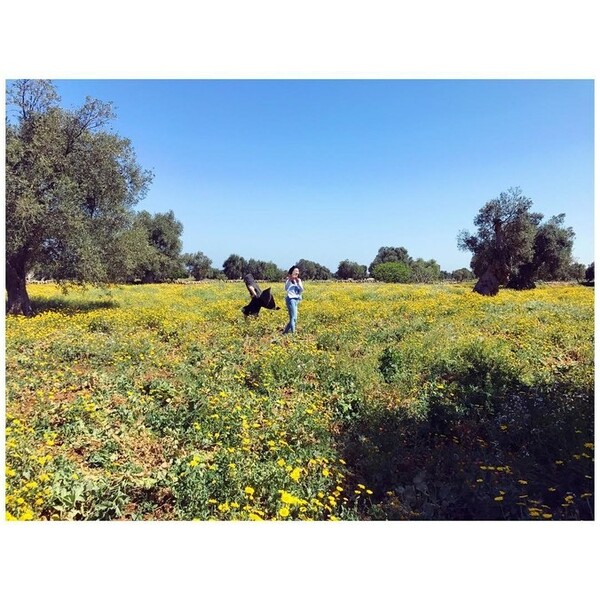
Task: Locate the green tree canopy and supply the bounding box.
[371,261,411,283]
[369,246,411,275]
[132,210,186,282]
[183,251,213,281]
[296,259,333,280]
[451,267,475,282]
[260,261,286,282]
[410,258,442,283]
[222,255,284,281]
[527,214,577,283]
[458,187,577,295]
[247,258,285,282]
[222,254,248,279]
[335,260,368,280]
[6,79,153,314]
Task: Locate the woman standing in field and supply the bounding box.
[283,265,303,334]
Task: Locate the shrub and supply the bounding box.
[371,261,411,283]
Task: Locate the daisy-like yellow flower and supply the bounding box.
[244,486,255,495]
[280,490,304,505]
[289,467,302,482]
[279,507,290,518]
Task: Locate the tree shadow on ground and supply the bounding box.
[335,378,594,520]
[28,297,120,316]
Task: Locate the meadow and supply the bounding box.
[4,281,594,520]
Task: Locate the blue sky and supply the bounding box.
[45,79,595,273]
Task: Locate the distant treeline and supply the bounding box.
[7,80,593,318]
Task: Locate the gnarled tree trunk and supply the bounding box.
[473,267,500,296]
[6,253,33,316]
[473,218,509,296]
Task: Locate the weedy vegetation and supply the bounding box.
[5,281,594,520]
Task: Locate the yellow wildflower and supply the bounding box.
[280,491,304,505]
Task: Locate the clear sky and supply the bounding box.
[26,79,593,274]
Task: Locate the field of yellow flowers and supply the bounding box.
[5,281,594,520]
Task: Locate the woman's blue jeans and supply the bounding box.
[284,297,299,333]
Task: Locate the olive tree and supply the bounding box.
[458,187,576,295]
[6,79,153,314]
